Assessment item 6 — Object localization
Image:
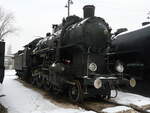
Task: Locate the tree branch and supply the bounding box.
[0,7,15,40]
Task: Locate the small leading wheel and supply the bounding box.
[100,82,111,100]
[68,80,83,103]
[43,80,52,91]
[31,77,36,86]
[35,76,42,88]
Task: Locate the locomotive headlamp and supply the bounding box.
[129,78,136,88]
[116,62,124,73]
[89,63,97,72]
[94,78,102,89]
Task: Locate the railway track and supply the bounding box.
[77,98,150,113]
[17,78,150,113]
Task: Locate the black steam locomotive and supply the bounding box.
[111,25,150,80]
[14,5,135,102]
[0,41,5,84]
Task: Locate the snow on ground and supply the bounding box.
[101,90,150,113]
[111,90,150,106]
[101,106,131,113]
[1,70,150,113]
[0,70,95,113]
[4,70,16,76]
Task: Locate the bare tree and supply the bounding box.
[0,7,15,40]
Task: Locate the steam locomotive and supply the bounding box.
[0,41,5,84]
[111,25,150,80]
[14,5,135,102]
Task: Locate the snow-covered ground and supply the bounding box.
[1,70,150,113]
[112,90,150,106]
[102,90,150,112]
[102,106,132,113]
[0,70,95,113]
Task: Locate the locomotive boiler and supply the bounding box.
[14,5,135,102]
[111,25,150,80]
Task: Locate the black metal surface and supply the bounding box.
[112,25,150,65]
[83,5,95,18]
[61,17,111,49]
[14,51,23,71]
[0,41,5,83]
[35,16,111,53]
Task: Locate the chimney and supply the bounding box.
[83,5,95,18]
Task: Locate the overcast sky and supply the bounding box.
[0,0,150,54]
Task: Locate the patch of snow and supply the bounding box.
[111,90,150,106]
[5,70,16,76]
[0,70,95,113]
[102,106,131,113]
[147,110,150,112]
